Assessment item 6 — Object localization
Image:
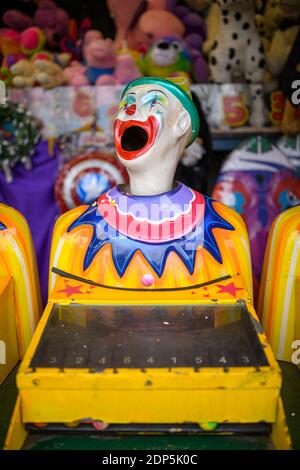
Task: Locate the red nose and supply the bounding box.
[125,104,136,115]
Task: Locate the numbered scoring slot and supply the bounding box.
[64,340,89,368]
[89,338,113,370]
[40,338,65,367]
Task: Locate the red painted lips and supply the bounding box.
[114,116,159,160]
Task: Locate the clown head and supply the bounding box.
[114,76,199,195]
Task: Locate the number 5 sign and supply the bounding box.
[223,95,249,127]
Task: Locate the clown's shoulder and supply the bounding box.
[209,196,250,237]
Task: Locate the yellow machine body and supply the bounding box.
[5,273,291,450]
[3,178,291,450]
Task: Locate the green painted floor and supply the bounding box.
[1,362,299,450]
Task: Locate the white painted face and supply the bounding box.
[114,84,192,174]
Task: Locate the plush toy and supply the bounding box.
[20,27,46,56]
[62,61,90,86]
[3,1,70,49]
[10,59,37,87]
[59,17,92,61]
[108,0,186,51]
[107,0,146,50]
[84,37,117,85]
[114,48,142,84]
[11,57,65,89]
[33,0,70,49]
[167,0,206,46]
[33,59,66,88]
[207,0,266,127]
[63,39,141,86]
[81,30,104,59]
[265,26,299,80]
[62,37,117,86]
[258,0,300,40]
[139,36,192,78]
[0,30,25,68]
[2,10,33,31]
[108,1,208,81]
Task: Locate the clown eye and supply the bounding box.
[287,191,297,203]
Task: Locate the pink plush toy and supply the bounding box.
[62,38,116,86]
[63,37,141,86]
[84,37,117,85]
[114,50,141,84]
[63,61,89,86]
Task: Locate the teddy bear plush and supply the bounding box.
[207,0,266,127]
[11,57,65,89]
[10,58,38,87]
[34,59,66,88]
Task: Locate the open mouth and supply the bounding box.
[121,126,148,152]
[114,116,159,160]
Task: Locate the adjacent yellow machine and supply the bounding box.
[258,205,300,367]
[0,204,41,385]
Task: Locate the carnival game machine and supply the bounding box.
[5,77,291,450]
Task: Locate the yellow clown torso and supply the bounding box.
[49,182,253,299]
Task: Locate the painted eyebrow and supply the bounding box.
[146,89,168,97]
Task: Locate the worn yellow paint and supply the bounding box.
[0,278,18,385]
[0,204,42,356]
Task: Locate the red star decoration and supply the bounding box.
[216,282,244,298]
[58,283,84,298]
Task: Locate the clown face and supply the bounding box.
[114,84,191,169]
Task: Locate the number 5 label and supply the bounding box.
[223,95,249,127]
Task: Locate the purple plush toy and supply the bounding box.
[167,0,207,81]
